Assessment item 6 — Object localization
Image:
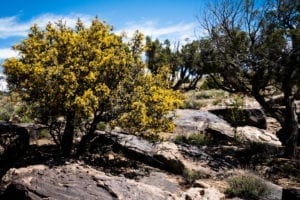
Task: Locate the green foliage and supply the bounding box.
[226,175,270,200]
[0,102,14,121]
[233,133,247,144]
[238,142,279,165]
[282,162,299,175]
[145,37,174,76]
[188,133,210,146]
[0,92,34,122]
[195,92,211,99]
[201,0,299,156]
[145,37,209,90]
[174,133,210,146]
[195,90,226,100]
[183,169,207,184]
[15,103,35,123]
[200,76,221,90]
[227,95,246,128]
[96,121,107,131]
[181,99,205,109]
[212,98,222,106]
[37,129,51,139]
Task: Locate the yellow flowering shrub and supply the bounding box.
[3,18,183,151]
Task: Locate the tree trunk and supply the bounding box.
[61,112,75,156]
[252,90,284,125]
[186,75,202,91]
[77,114,101,156]
[283,96,299,158]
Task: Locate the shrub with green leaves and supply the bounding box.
[200,76,221,90]
[227,94,246,127]
[96,121,107,131]
[226,175,270,200]
[181,99,206,109]
[174,133,210,146]
[183,169,207,184]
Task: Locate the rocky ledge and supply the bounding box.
[0,163,225,200]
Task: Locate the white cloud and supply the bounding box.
[116,20,200,43]
[0,14,205,44]
[0,16,29,38]
[0,13,93,39]
[0,14,94,59]
[0,48,19,59]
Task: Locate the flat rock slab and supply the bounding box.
[0,164,176,200]
[0,163,226,200]
[94,131,217,176]
[174,109,231,132]
[139,171,181,194]
[173,109,235,140]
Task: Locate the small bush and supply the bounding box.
[238,142,279,165]
[188,133,210,146]
[183,169,207,184]
[181,100,206,109]
[38,129,50,139]
[195,92,212,99]
[174,133,210,146]
[226,175,270,200]
[212,98,222,106]
[227,95,246,127]
[174,135,188,143]
[0,102,14,121]
[97,121,107,131]
[200,76,221,90]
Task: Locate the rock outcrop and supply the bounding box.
[209,108,267,129]
[236,126,282,146]
[0,163,226,200]
[174,109,235,139]
[91,131,217,176]
[174,109,281,146]
[0,164,176,200]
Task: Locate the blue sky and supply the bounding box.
[0,0,205,90]
[0,0,205,59]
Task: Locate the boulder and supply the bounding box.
[236,126,281,146]
[154,142,214,176]
[174,109,235,141]
[174,109,281,146]
[0,163,176,200]
[209,108,267,129]
[0,122,29,165]
[92,131,216,176]
[174,109,227,132]
[206,121,235,139]
[153,142,185,174]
